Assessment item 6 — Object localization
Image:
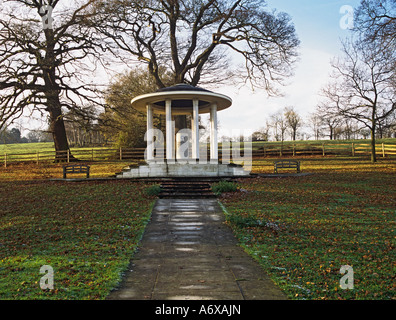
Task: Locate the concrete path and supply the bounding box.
[107,199,287,300]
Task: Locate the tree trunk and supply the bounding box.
[370,121,377,163]
[42,27,77,162]
[47,102,76,162]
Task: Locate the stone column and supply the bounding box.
[191,99,200,161]
[146,104,154,161]
[210,103,218,162]
[165,99,174,161]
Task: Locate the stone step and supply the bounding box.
[159,193,216,199]
[158,180,216,199]
[160,185,211,190]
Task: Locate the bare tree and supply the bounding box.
[320,38,395,162]
[354,0,396,48]
[270,110,287,141]
[0,1,107,160]
[93,0,299,93]
[315,104,343,141]
[252,124,269,141]
[284,106,302,141]
[308,112,323,140]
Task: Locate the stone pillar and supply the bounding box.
[146,104,154,161]
[210,103,218,162]
[191,99,200,161]
[165,99,174,161]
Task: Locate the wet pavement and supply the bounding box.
[107,199,287,300]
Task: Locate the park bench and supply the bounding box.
[63,164,90,179]
[274,160,300,174]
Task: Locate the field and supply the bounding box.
[222,158,396,300]
[0,179,155,299]
[0,142,55,154]
[0,142,395,300]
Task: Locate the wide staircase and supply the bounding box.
[157,177,233,199]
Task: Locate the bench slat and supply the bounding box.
[63,165,90,179]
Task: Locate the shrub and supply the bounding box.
[145,184,161,196]
[212,181,238,195]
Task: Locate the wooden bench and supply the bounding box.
[274,160,300,174]
[63,164,90,179]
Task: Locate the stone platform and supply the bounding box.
[116,161,251,179]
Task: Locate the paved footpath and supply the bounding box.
[107,199,287,300]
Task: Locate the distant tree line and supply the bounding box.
[251,106,396,143]
[0,0,393,164]
[252,0,396,164]
[0,127,52,144]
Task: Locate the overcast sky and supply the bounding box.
[215,0,362,138]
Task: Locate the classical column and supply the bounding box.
[165,99,174,161]
[191,99,200,161]
[146,104,154,161]
[210,103,218,162]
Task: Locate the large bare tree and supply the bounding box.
[354,0,395,47]
[93,0,299,93]
[320,38,395,162]
[0,0,106,160]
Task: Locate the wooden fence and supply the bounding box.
[256,142,396,158]
[1,143,395,168]
[1,148,147,168]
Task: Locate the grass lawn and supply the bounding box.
[0,142,55,154]
[0,179,155,299]
[220,157,396,300]
[0,155,395,300]
[0,161,137,181]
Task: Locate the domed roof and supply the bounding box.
[131,84,232,115]
[156,83,212,93]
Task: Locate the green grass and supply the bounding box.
[0,153,395,300]
[2,138,395,154]
[221,161,396,300]
[0,142,120,163]
[0,142,55,154]
[0,161,137,181]
[0,180,155,299]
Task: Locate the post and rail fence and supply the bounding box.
[1,142,396,168]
